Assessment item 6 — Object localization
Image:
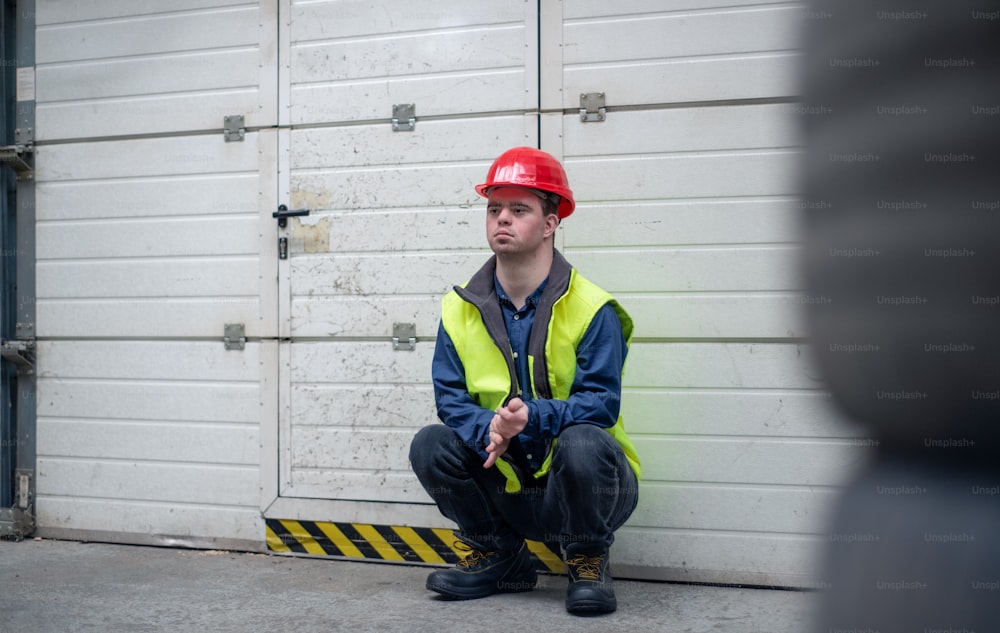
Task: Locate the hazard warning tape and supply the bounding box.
[265,519,565,573]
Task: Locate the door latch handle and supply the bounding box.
[273,204,310,228]
[274,204,311,260]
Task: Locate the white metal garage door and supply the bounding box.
[266,0,540,527]
[269,0,867,585]
[34,0,278,549]
[544,0,866,585]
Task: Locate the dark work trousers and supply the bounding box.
[409,423,639,553]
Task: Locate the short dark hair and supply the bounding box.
[540,194,560,217]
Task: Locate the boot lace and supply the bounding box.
[454,541,495,569]
[565,554,605,580]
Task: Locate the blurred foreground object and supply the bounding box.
[800,1,1000,631]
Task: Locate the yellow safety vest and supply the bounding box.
[440,251,642,493]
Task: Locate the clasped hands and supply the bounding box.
[483,397,528,469]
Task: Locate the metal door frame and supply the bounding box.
[0,0,36,539]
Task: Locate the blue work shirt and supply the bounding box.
[432,274,628,473]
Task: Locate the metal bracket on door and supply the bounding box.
[1,321,36,374]
[0,144,34,181]
[224,323,246,350]
[0,470,35,540]
[579,92,607,122]
[15,322,34,339]
[392,322,417,351]
[224,115,245,142]
[0,339,35,374]
[1,126,35,181]
[16,471,31,510]
[392,104,416,131]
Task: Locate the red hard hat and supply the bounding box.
[475,147,576,218]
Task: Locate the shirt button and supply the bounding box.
[513,314,520,320]
[512,352,518,358]
[526,454,533,460]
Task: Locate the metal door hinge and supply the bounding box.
[392,103,416,131]
[580,92,606,122]
[392,322,416,351]
[1,339,35,374]
[224,323,246,350]
[224,115,245,142]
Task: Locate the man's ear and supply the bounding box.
[544,214,560,238]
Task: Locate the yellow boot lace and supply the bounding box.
[454,541,495,569]
[565,554,605,580]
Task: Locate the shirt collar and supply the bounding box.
[494,274,549,309]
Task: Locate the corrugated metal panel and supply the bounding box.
[278,2,538,507]
[35,340,264,545]
[275,0,852,587]
[287,0,535,124]
[35,134,266,339]
[282,343,434,501]
[33,2,274,549]
[561,3,801,107]
[538,0,864,586]
[35,1,274,139]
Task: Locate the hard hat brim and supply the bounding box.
[475,147,576,218]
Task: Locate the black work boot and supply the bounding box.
[426,540,537,600]
[564,545,617,615]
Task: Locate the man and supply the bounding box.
[409,147,641,616]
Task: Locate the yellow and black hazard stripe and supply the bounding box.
[265,519,565,573]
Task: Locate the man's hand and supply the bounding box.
[483,398,529,469]
[483,425,509,469]
[493,397,529,437]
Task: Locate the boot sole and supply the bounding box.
[566,598,617,615]
[427,572,537,600]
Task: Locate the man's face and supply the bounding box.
[485,187,558,256]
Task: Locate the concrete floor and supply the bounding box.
[0,538,817,633]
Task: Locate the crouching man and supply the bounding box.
[409,147,641,615]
